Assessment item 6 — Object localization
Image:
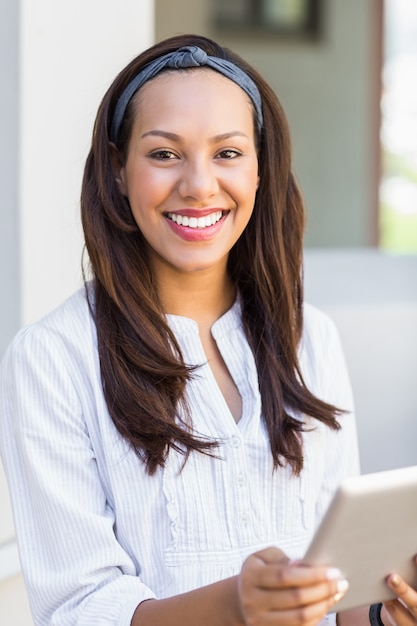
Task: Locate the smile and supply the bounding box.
[166,211,223,229]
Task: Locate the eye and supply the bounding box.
[216,149,242,160]
[149,149,179,161]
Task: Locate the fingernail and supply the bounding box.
[326,567,343,580]
[333,580,349,603]
[336,579,349,594]
[389,574,401,587]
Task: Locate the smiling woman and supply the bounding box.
[1,33,417,626]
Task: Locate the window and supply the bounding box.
[380,0,417,252]
[213,0,321,39]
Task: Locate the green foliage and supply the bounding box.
[380,202,417,253]
[380,148,417,253]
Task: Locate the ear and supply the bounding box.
[109,142,128,196]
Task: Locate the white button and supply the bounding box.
[240,512,250,525]
[231,436,241,448]
[238,472,246,486]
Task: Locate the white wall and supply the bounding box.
[20,0,154,326]
[0,0,154,622]
[0,0,19,358]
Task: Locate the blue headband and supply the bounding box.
[110,45,263,143]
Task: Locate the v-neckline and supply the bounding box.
[166,298,247,429]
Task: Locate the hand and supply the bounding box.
[237,546,349,625]
[383,558,417,625]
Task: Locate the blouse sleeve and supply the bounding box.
[0,323,155,626]
[300,305,361,526]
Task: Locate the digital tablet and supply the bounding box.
[301,464,417,612]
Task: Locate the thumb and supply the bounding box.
[252,546,291,566]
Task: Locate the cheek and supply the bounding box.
[237,168,259,207]
[225,162,258,196]
[241,157,259,191]
[123,150,170,188]
[128,168,175,209]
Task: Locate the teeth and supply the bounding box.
[167,211,223,229]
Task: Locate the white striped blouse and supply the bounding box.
[0,288,359,625]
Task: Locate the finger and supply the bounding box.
[245,576,349,612]
[250,547,344,588]
[252,561,345,591]
[282,577,349,610]
[261,591,346,626]
[384,599,416,626]
[253,546,291,565]
[386,574,417,615]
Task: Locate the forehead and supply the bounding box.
[132,68,256,129]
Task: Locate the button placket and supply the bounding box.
[229,435,252,533]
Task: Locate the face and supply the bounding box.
[117,69,259,281]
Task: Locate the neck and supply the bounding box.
[157,267,236,329]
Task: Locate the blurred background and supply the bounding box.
[1,0,416,622]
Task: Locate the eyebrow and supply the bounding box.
[140,130,249,143]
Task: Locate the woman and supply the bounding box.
[1,33,416,626]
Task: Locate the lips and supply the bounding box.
[164,209,228,241]
[166,210,223,229]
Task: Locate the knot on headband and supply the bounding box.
[110,45,263,143]
[167,45,208,68]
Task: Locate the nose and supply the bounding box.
[177,158,219,201]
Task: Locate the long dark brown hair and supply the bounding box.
[81,34,341,475]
